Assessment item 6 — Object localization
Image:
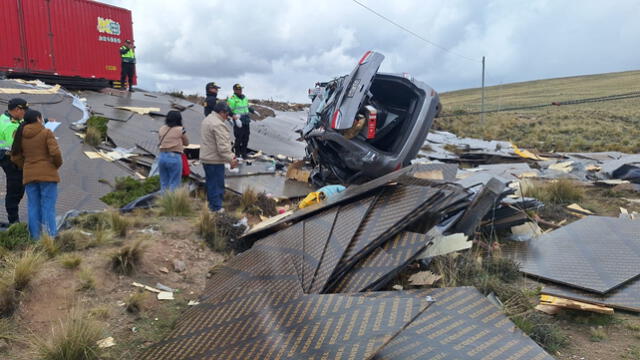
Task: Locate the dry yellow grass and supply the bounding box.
[437,70,640,153]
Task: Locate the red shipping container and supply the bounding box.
[0,0,134,86]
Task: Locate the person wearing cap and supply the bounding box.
[200,102,238,212]
[0,98,28,224]
[119,39,136,91]
[203,82,221,116]
[227,84,257,158]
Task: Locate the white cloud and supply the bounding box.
[101,0,640,102]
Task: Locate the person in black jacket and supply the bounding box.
[203,82,221,116]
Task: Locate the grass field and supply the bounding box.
[436,70,640,153]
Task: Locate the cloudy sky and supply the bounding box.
[102,0,639,102]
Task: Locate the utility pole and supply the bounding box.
[481,56,485,123]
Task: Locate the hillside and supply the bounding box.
[436,70,640,153]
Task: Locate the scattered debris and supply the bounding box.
[566,203,594,215]
[510,222,543,241]
[407,271,441,286]
[155,283,177,293]
[285,160,311,182]
[535,304,563,315]
[419,233,470,258]
[156,292,174,301]
[172,260,186,273]
[540,294,614,315]
[132,282,161,293]
[97,337,116,348]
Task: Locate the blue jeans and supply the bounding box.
[203,164,225,211]
[158,152,182,191]
[25,182,58,239]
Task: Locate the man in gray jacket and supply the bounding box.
[200,102,238,212]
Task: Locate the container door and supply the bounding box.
[0,0,27,71]
[20,0,55,73]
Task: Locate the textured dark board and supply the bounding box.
[332,232,429,293]
[456,171,511,191]
[506,216,640,294]
[478,163,540,181]
[308,195,378,294]
[199,249,303,304]
[341,185,439,266]
[252,222,305,285]
[301,208,338,291]
[374,287,553,360]
[336,186,467,277]
[406,163,459,181]
[452,177,506,236]
[0,81,133,224]
[541,278,640,313]
[240,166,414,241]
[224,173,315,199]
[141,292,431,360]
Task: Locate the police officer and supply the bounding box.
[120,39,136,91]
[227,84,257,159]
[203,82,221,116]
[0,98,27,224]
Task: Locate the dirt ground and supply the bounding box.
[5,215,226,359]
[555,312,640,360]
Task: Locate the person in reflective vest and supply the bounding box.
[120,39,136,91]
[204,82,221,116]
[227,84,258,158]
[0,98,27,224]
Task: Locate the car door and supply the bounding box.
[330,51,384,130]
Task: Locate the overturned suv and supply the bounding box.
[304,51,440,186]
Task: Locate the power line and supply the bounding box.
[350,0,480,63]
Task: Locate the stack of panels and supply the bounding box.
[141,291,432,359]
[374,287,553,360]
[142,178,551,359]
[503,216,640,312]
[332,231,430,293]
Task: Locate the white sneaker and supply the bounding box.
[215,208,225,214]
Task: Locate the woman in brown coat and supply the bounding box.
[11,109,62,239]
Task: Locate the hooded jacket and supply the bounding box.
[199,112,234,164]
[11,122,63,184]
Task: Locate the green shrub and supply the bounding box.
[86,116,108,139]
[9,248,45,291]
[77,268,96,291]
[523,179,584,205]
[198,209,246,252]
[33,309,103,360]
[60,253,82,270]
[157,187,193,217]
[100,176,160,208]
[84,127,103,147]
[110,239,146,275]
[0,223,31,250]
[108,211,130,238]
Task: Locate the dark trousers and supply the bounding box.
[203,164,225,211]
[233,124,250,158]
[120,62,135,90]
[0,155,24,224]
